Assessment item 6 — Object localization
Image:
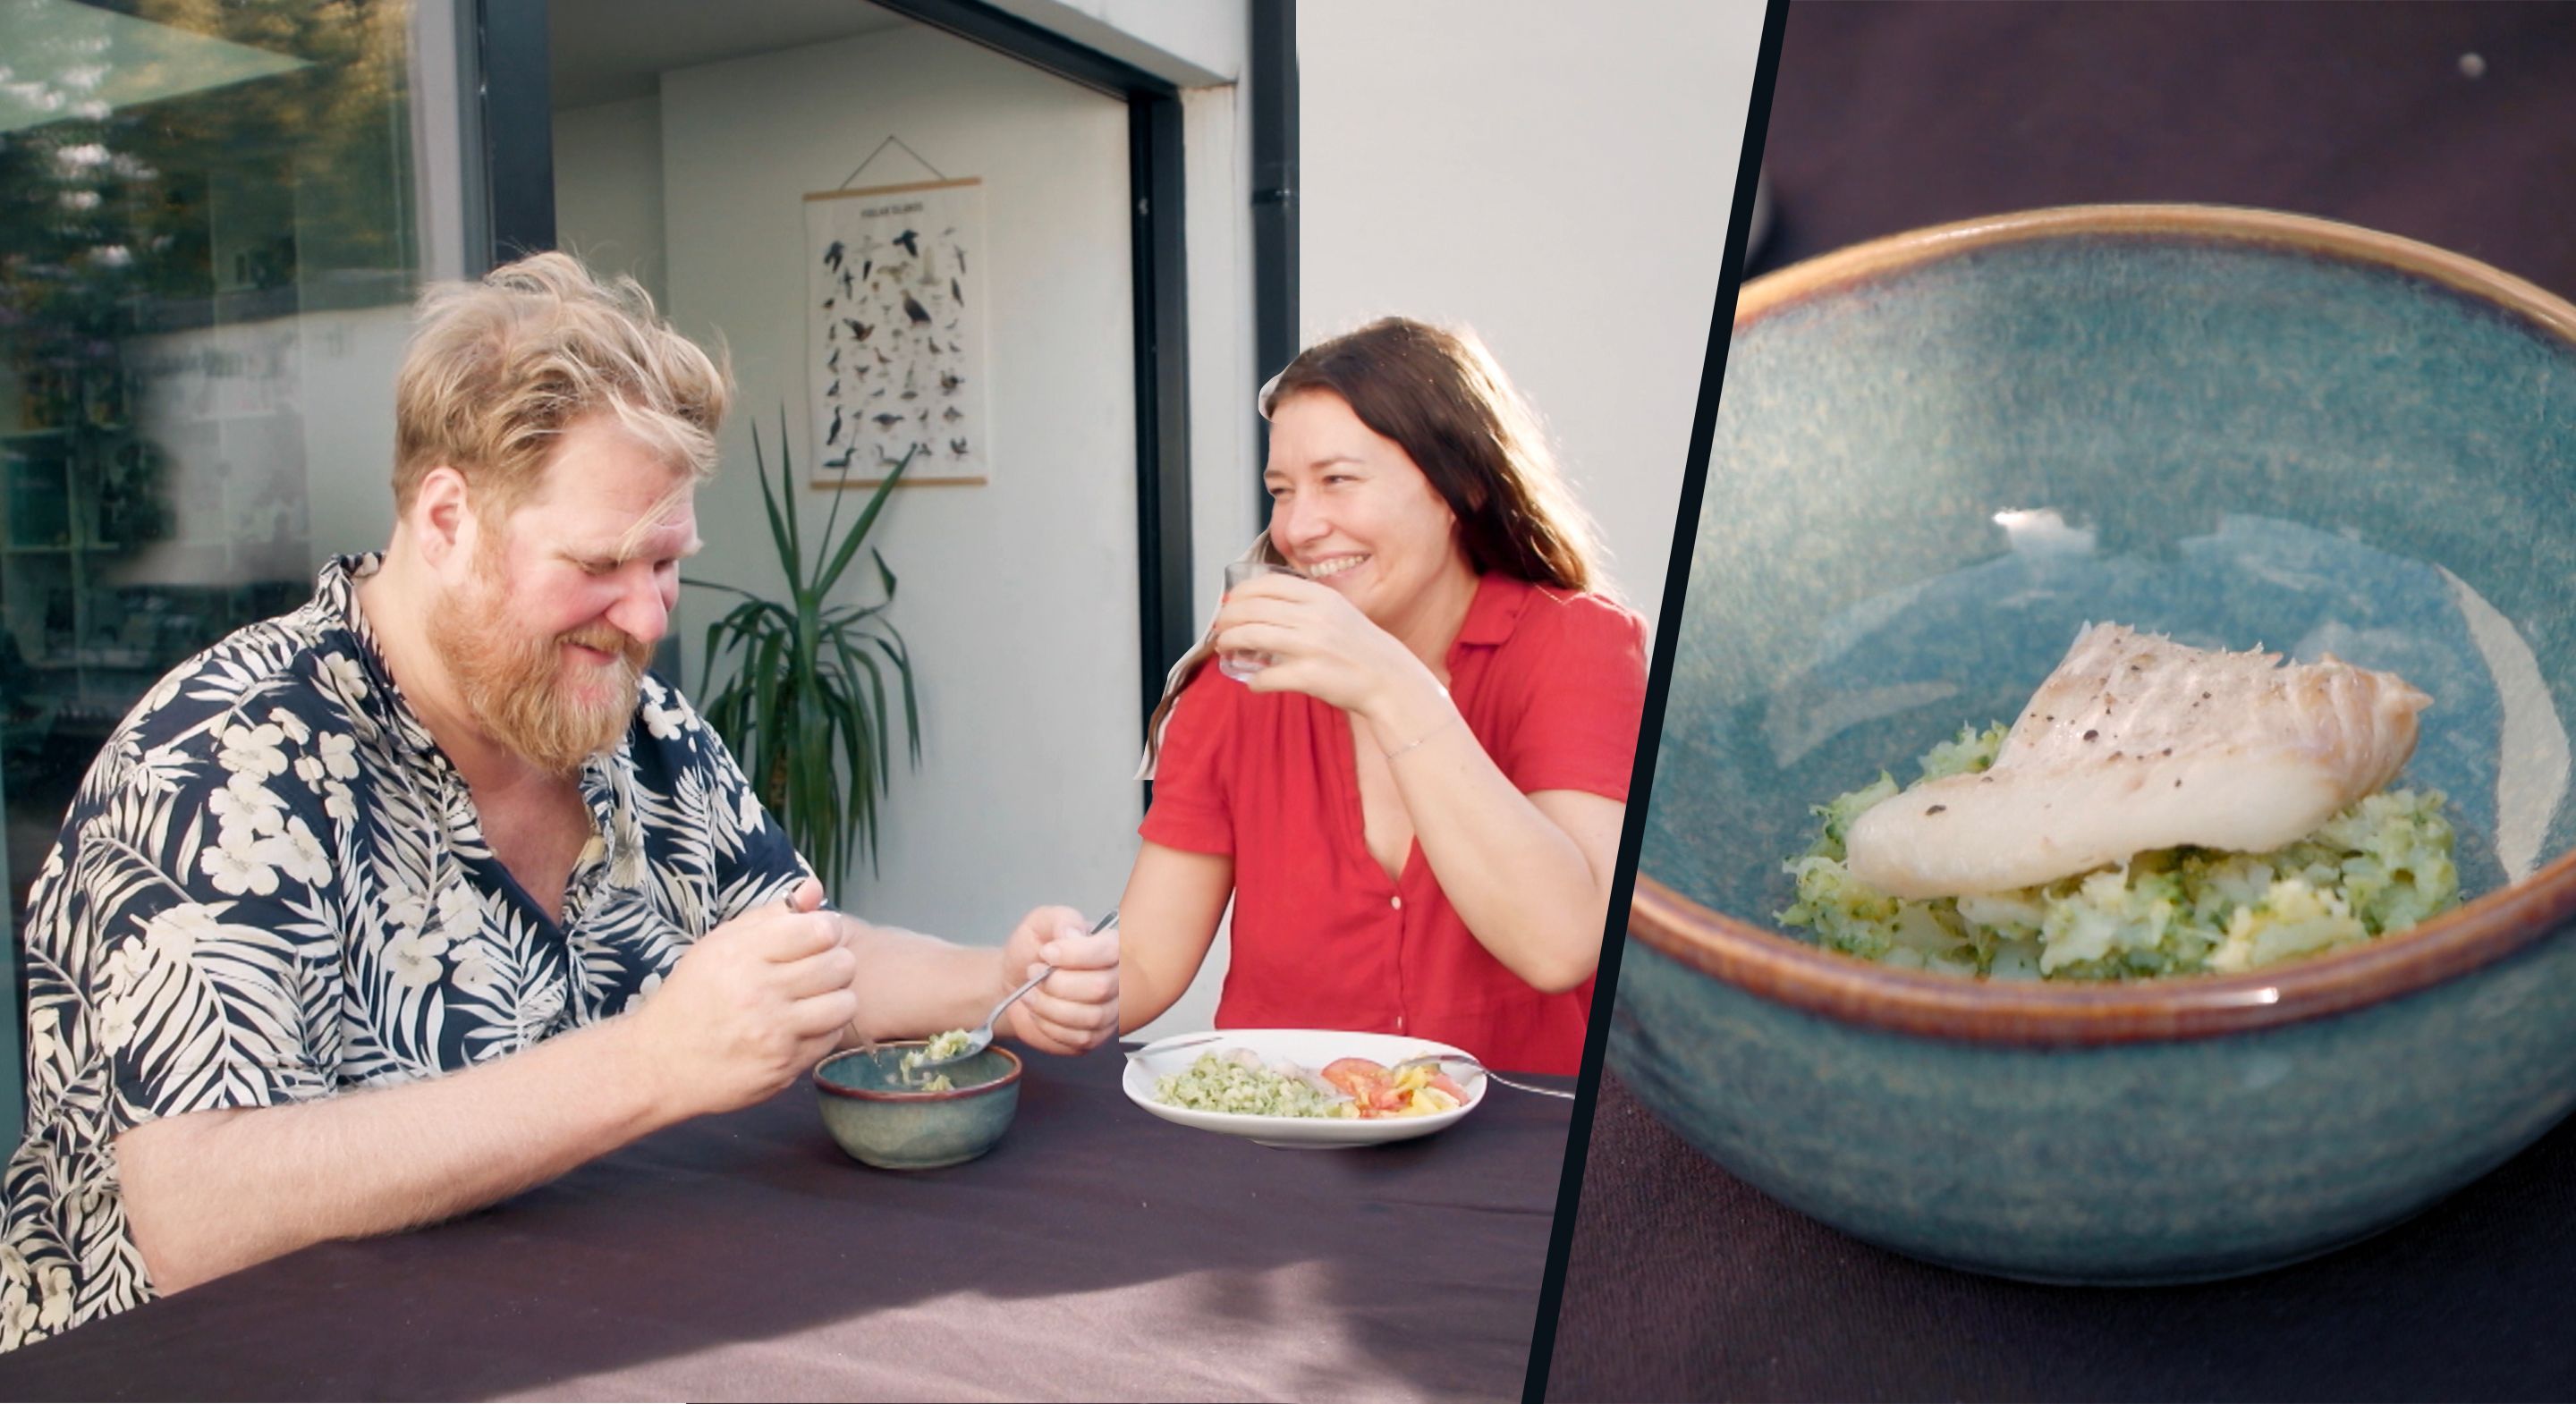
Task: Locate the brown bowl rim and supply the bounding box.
[1631,866,2576,1045]
[814,1042,1024,1101]
[1638,202,2576,1046]
[1737,202,2576,342]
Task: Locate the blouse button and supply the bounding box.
[1390,896,1403,911]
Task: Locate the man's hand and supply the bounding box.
[627,877,857,1116]
[996,906,1118,1054]
[114,878,855,1298]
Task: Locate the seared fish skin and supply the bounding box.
[1845,623,2432,899]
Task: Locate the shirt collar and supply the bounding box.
[1454,571,1538,649]
[314,552,442,760]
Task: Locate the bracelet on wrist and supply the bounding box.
[1383,687,1460,761]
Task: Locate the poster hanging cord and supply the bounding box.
[837,135,949,190]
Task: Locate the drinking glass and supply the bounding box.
[1217,561,1301,681]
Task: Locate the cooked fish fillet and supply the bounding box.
[1845,623,2432,899]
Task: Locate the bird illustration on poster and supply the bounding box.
[804,175,988,486]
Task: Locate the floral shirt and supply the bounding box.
[0,554,806,1350]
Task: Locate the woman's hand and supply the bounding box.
[994,907,1119,1054]
[1213,573,1443,721]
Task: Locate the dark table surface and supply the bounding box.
[1556,1075,2576,1402]
[0,1046,1570,1401]
[1549,4,2576,1400]
[1743,1,2576,296]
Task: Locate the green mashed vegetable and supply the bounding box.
[1154,1051,1357,1119]
[1779,723,2462,979]
[898,1028,975,1092]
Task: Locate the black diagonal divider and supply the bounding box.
[1521,3,1794,1399]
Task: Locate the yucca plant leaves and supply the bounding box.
[682,427,921,884]
[817,457,902,599]
[750,416,796,581]
[835,633,893,778]
[869,630,922,765]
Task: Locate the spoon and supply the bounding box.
[908,907,1119,1072]
[1123,1030,1227,1063]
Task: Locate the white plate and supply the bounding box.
[1121,1028,1487,1148]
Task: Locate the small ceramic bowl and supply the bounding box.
[1623,204,2576,1283]
[813,1042,1022,1170]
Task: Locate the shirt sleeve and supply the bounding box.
[64,698,348,1129]
[1491,594,1649,801]
[1138,666,1236,855]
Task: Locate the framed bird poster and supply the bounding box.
[802,176,988,487]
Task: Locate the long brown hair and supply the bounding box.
[1140,317,1606,776]
[1266,317,1602,593]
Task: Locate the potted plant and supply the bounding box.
[687,416,919,884]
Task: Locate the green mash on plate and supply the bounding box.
[1153,1051,1358,1119]
[1780,722,2460,978]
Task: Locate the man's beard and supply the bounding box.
[427,546,653,776]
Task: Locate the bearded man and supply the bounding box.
[0,253,1119,1350]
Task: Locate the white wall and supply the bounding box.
[1179,83,1261,640]
[1296,0,1768,625]
[554,96,668,308]
[655,26,1141,947]
[1126,77,1259,1042]
[979,0,1242,86]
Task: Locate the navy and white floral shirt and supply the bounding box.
[0,554,807,1350]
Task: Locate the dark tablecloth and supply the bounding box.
[0,1047,1569,1401]
[1556,1075,2576,1402]
[1550,4,2576,1400]
[1744,1,2576,294]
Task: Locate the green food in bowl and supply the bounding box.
[1621,204,2576,1284]
[1780,722,2461,978]
[1154,1051,1357,1118]
[898,1028,975,1091]
[814,1042,1021,1170]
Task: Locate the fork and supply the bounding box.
[1389,1052,1576,1101]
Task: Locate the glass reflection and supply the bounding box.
[0,0,424,1129]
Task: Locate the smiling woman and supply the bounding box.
[1109,318,1648,1075]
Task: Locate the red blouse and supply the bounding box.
[1140,572,1648,1075]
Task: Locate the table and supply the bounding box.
[1742,1,2576,297]
[1548,4,2576,1399]
[1556,1075,2576,1402]
[0,1047,1570,1402]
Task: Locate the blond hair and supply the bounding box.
[393,251,730,518]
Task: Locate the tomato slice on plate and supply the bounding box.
[1321,1058,1411,1116]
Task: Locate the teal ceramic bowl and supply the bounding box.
[814,1042,1022,1171]
[1623,205,2576,1284]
